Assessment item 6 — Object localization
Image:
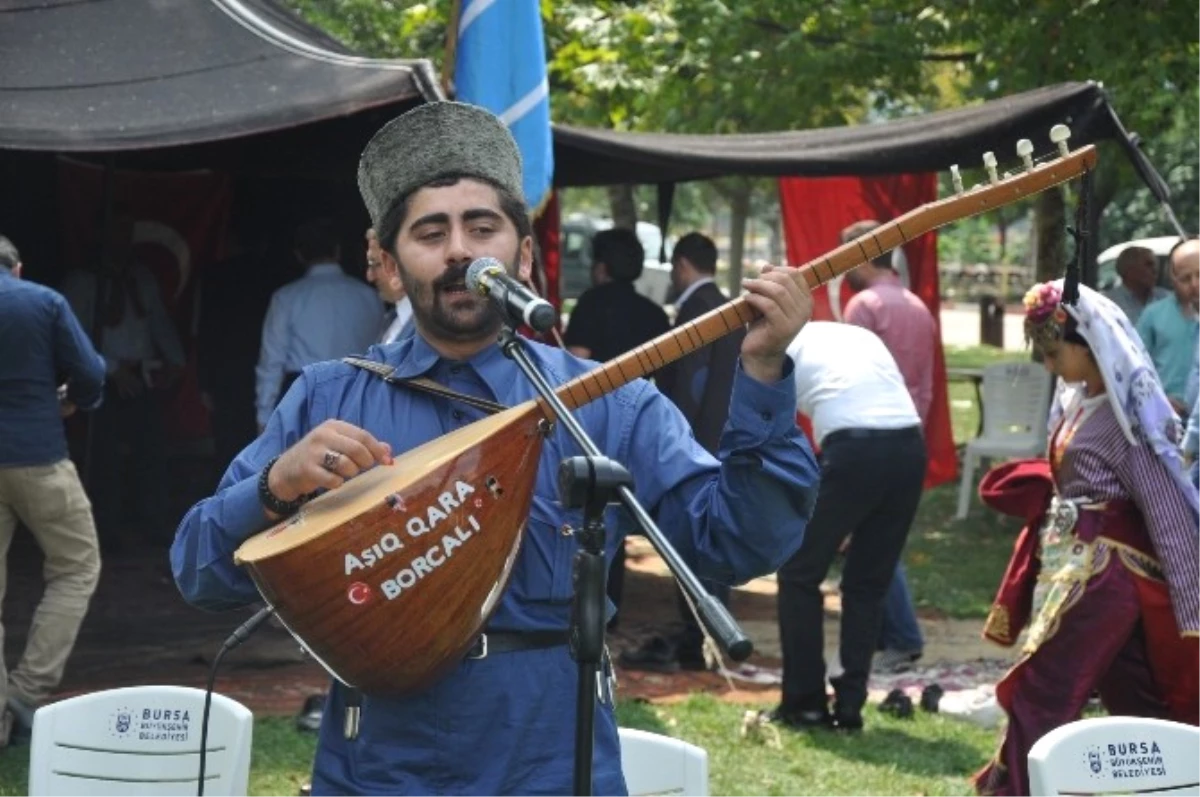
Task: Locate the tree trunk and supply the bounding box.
[607,184,637,230]
[996,207,1008,263]
[726,186,750,294]
[1034,187,1066,283]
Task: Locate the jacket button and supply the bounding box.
[452,409,465,421]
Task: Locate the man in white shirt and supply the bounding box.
[365,227,413,345]
[768,321,927,732]
[60,208,187,549]
[254,219,382,430]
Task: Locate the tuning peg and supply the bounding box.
[982,151,999,184]
[1050,125,1071,157]
[1017,139,1034,171]
[950,164,963,194]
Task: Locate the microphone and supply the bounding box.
[466,257,557,333]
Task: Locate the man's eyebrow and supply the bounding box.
[463,208,503,222]
[408,212,449,230]
[408,208,503,230]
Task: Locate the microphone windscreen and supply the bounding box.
[466,257,505,293]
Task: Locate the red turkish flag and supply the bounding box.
[778,173,956,488]
[57,158,232,441]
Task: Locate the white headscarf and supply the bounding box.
[1043,280,1198,512]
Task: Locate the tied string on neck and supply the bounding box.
[1061,168,1093,308]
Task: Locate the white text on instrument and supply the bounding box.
[381,515,483,600]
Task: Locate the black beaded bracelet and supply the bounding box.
[258,455,307,516]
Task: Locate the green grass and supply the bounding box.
[0,699,999,796]
[904,481,1023,619]
[0,343,1026,794]
[891,345,1033,619]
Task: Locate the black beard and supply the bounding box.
[398,248,521,343]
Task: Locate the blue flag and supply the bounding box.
[455,0,554,211]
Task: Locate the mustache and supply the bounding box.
[434,264,471,291]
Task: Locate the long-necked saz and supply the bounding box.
[235,131,1099,695]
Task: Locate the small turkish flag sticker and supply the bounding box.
[347,582,373,605]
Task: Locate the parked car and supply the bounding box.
[559,217,674,305]
[1096,236,1180,291]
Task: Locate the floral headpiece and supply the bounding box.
[1022,281,1070,350]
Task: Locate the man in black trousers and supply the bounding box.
[769,321,927,730]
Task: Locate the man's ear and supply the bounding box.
[517,236,534,283]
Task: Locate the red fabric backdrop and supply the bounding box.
[57,158,232,441]
[778,174,957,487]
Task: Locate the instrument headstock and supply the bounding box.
[946,124,1091,200]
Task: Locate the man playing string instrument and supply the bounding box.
[170,101,820,795]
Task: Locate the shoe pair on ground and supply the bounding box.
[617,635,711,673]
[763,676,863,733]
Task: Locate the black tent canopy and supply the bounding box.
[0,2,1172,233]
[0,0,441,154]
[551,82,1134,186]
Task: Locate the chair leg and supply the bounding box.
[956,451,977,520]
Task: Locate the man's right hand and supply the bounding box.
[267,420,394,503]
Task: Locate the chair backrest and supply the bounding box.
[619,727,708,796]
[28,685,253,797]
[1028,716,1200,796]
[980,361,1054,441]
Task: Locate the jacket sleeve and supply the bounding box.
[171,373,314,610]
[627,359,820,585]
[52,292,106,411]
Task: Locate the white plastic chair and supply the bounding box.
[956,361,1054,519]
[1028,716,1200,796]
[28,685,253,796]
[619,727,709,796]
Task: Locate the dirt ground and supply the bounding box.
[2,534,1014,717]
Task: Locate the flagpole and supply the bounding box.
[442,0,462,96]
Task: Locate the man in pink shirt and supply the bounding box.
[842,219,937,424]
[841,218,938,672]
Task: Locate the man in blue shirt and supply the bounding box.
[171,101,820,795]
[1137,238,1199,412]
[0,235,105,746]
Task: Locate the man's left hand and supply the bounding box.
[739,263,813,383]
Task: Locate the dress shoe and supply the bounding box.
[761,705,834,730]
[675,645,713,672]
[832,707,864,732]
[874,648,922,674]
[617,636,680,673]
[295,693,325,732]
[879,688,914,719]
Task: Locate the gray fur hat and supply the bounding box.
[357,101,525,231]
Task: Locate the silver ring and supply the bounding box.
[321,450,342,472]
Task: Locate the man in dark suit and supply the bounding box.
[621,232,746,671]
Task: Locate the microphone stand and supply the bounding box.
[496,327,752,796]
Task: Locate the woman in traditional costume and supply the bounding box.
[973,277,1199,796]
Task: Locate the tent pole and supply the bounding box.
[442,0,462,97]
[82,154,116,494]
[656,182,675,264]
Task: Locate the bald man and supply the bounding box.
[1104,245,1169,325]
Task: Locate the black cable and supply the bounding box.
[198,606,275,797]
